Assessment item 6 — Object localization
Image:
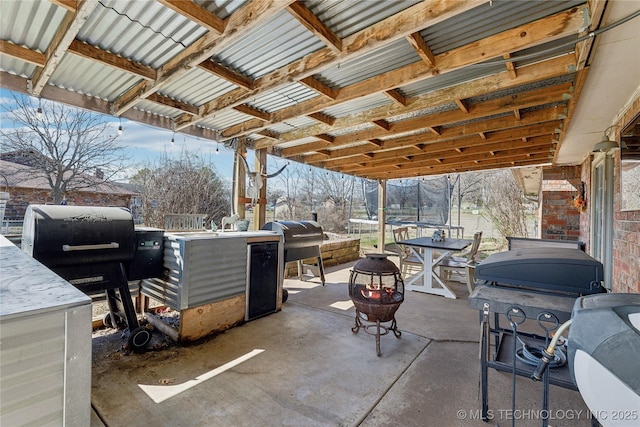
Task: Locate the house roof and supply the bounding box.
[0,159,136,196]
[1,0,638,180]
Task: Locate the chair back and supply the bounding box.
[468,231,483,260]
[393,227,412,256]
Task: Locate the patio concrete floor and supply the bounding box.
[90,260,591,426]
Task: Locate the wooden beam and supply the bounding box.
[68,39,157,80]
[503,53,517,79]
[513,109,521,121]
[316,134,334,143]
[198,60,253,90]
[372,120,390,131]
[147,93,199,115]
[29,0,99,96]
[428,126,442,136]
[282,83,571,156]
[227,5,587,140]
[383,89,407,106]
[307,112,335,125]
[302,107,560,163]
[455,99,469,113]
[233,104,271,121]
[111,0,291,115]
[50,0,76,12]
[0,40,45,66]
[299,76,338,99]
[188,0,488,130]
[256,54,575,148]
[406,32,436,67]
[286,1,342,52]
[155,0,226,35]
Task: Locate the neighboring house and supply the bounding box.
[0,159,136,221]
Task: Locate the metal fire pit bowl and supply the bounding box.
[349,253,404,356]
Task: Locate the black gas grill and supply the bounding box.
[262,220,325,286]
[21,205,155,351]
[468,247,606,421]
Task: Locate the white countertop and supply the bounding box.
[0,236,91,319]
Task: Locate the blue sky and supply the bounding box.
[0,88,253,182]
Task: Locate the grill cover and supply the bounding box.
[475,248,604,295]
[21,205,135,267]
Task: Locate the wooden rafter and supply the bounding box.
[68,40,157,80]
[406,32,436,67]
[111,0,291,116]
[383,89,407,106]
[299,77,338,99]
[147,93,199,116]
[301,107,560,163]
[256,54,575,149]
[29,0,99,96]
[221,5,588,140]
[198,60,253,90]
[178,0,489,131]
[503,53,517,79]
[307,112,335,125]
[233,104,271,122]
[0,40,45,66]
[155,0,226,35]
[455,99,469,113]
[281,83,571,156]
[286,1,342,52]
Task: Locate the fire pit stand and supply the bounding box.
[349,254,404,356]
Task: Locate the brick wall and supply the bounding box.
[612,96,640,294]
[540,167,582,241]
[4,187,132,220]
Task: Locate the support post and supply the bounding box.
[377,180,386,252]
[254,148,267,229]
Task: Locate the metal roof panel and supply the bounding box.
[161,68,237,106]
[0,0,65,52]
[249,83,319,113]
[323,93,391,118]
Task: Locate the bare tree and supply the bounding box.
[1,94,129,204]
[130,151,230,228]
[482,169,532,240]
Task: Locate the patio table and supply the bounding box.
[397,237,472,299]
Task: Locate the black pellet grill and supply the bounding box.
[21,205,161,351]
[262,221,325,291]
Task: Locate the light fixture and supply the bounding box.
[117,118,123,135]
[171,132,175,145]
[37,98,42,119]
[593,125,628,153]
[215,143,219,155]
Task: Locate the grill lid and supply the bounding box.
[21,205,135,267]
[262,220,323,249]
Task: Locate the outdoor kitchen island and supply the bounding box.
[140,230,284,342]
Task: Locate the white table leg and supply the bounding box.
[405,246,458,299]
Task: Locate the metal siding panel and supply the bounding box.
[63,305,92,426]
[185,238,247,306]
[214,10,325,79]
[0,312,67,426]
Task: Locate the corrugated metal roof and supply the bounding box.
[50,54,140,101]
[267,116,319,134]
[272,136,318,149]
[0,58,36,79]
[0,0,65,52]
[79,0,207,69]
[134,99,185,120]
[193,0,248,20]
[248,83,319,113]
[198,108,251,129]
[466,73,575,104]
[305,0,422,39]
[161,68,237,106]
[315,38,420,89]
[323,93,391,118]
[387,103,459,124]
[422,0,584,55]
[213,10,325,79]
[329,122,374,137]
